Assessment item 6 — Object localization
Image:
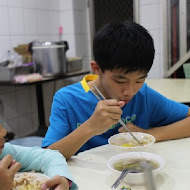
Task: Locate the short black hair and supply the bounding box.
[93,21,155,73]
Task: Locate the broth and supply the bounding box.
[112,136,153,147]
[113,158,160,172]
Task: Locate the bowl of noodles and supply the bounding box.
[108,132,155,153]
[107,152,165,185]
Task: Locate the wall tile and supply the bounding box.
[60,11,75,34]
[48,11,61,35]
[25,35,38,43]
[60,0,73,11]
[9,7,24,35]
[49,0,61,10]
[0,0,7,6]
[37,35,53,42]
[10,36,26,48]
[36,10,49,35]
[23,9,37,35]
[23,0,36,9]
[8,0,23,7]
[0,37,11,51]
[36,0,50,10]
[0,7,10,35]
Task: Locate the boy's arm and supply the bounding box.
[47,100,125,159]
[120,108,190,142]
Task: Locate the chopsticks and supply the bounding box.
[91,85,142,146]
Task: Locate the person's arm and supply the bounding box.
[3,143,77,190]
[41,175,70,190]
[47,99,125,159]
[119,108,190,142]
[0,155,21,190]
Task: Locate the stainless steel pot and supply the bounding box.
[31,41,68,76]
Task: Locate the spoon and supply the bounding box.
[111,169,139,188]
[91,85,143,146]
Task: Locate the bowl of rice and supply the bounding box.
[12,172,49,190]
[108,132,155,153]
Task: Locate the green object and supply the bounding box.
[121,186,131,190]
[183,63,190,79]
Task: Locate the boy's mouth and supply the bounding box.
[120,99,131,104]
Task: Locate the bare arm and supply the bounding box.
[0,155,21,190]
[119,108,190,142]
[47,99,125,159]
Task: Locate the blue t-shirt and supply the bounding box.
[42,75,189,153]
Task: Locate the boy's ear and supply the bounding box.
[90,61,101,74]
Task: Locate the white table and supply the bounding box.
[146,79,190,103]
[68,137,190,190]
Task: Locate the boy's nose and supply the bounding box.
[123,85,134,96]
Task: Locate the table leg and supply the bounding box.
[35,83,47,137]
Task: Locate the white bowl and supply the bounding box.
[107,152,165,185]
[13,172,49,190]
[108,132,155,153]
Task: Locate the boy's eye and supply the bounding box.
[115,80,125,83]
[136,79,145,83]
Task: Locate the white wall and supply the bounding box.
[0,0,89,137]
[139,0,164,79]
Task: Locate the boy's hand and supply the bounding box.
[0,155,21,190]
[88,99,125,135]
[41,175,70,190]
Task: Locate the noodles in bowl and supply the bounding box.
[107,152,165,185]
[108,132,155,153]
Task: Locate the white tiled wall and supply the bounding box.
[0,0,89,137]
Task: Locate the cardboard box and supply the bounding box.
[14,44,32,63]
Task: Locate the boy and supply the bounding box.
[0,124,77,190]
[42,21,190,159]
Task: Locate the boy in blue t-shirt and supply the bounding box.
[42,21,190,159]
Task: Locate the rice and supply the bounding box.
[12,173,47,190]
